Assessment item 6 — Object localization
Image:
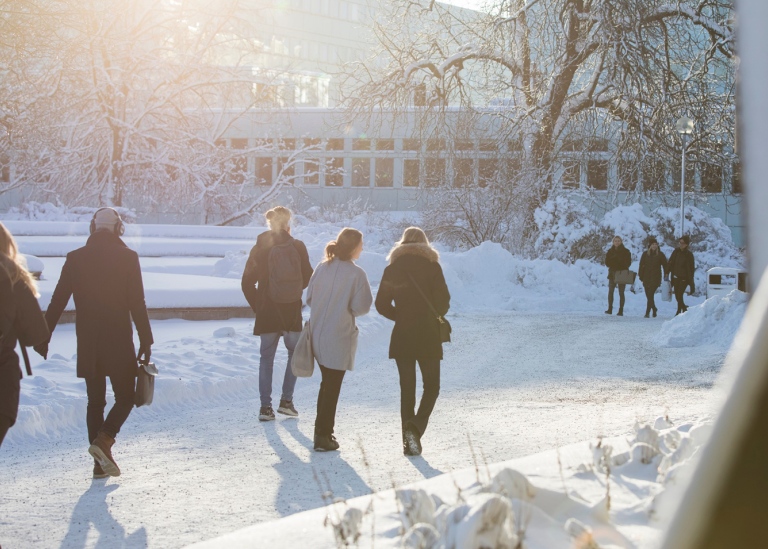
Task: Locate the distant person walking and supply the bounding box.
[35,208,153,478]
[668,235,696,315]
[604,236,632,316]
[0,223,49,447]
[241,206,313,422]
[306,228,372,452]
[638,237,668,318]
[375,227,450,457]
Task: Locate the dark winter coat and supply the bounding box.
[375,243,451,360]
[605,244,632,281]
[241,230,313,335]
[1,261,49,425]
[668,247,696,291]
[44,231,153,379]
[638,249,668,292]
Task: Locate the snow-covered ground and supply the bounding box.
[0,216,745,548]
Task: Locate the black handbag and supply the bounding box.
[135,361,158,407]
[407,272,452,343]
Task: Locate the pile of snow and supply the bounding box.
[196,416,714,548]
[654,290,749,349]
[1,201,137,223]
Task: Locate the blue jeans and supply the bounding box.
[259,331,300,408]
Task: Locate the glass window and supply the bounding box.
[455,139,474,151]
[375,139,394,151]
[479,140,497,152]
[231,138,248,149]
[587,160,608,190]
[403,139,420,151]
[562,161,580,189]
[255,157,272,186]
[618,159,639,191]
[325,157,344,186]
[279,139,295,151]
[642,159,666,191]
[701,163,723,193]
[424,158,445,187]
[454,158,474,187]
[326,138,345,151]
[426,138,445,152]
[352,158,370,186]
[732,161,742,194]
[353,139,371,151]
[403,159,420,187]
[303,159,319,185]
[671,159,695,191]
[375,158,394,187]
[479,159,499,186]
[278,157,295,182]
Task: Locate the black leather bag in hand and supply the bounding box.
[407,272,452,343]
[135,361,159,407]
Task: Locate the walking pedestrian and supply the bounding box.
[668,234,696,315]
[306,228,372,451]
[0,222,49,447]
[241,206,313,421]
[375,227,450,457]
[604,235,632,316]
[638,236,668,318]
[34,208,153,478]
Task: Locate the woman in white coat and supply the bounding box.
[306,228,372,451]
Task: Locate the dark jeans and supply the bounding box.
[644,285,658,314]
[396,358,440,438]
[607,280,626,312]
[672,277,689,313]
[85,368,136,443]
[315,365,346,437]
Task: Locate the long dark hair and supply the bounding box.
[324,228,362,262]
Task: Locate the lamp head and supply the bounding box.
[676,115,695,135]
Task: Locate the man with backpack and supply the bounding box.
[241,206,313,421]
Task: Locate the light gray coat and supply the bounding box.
[306,258,372,371]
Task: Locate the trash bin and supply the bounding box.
[706,267,748,299]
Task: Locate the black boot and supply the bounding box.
[645,305,651,318]
[604,309,612,315]
[617,308,624,316]
[653,307,658,317]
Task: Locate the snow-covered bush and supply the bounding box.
[533,196,606,262]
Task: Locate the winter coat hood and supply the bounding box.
[388,243,439,265]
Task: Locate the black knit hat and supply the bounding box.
[679,235,691,244]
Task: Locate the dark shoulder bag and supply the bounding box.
[406,272,451,343]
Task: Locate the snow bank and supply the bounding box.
[653,290,749,349]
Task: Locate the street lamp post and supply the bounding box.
[675,115,695,237]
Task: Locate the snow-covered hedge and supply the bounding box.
[2,201,137,223]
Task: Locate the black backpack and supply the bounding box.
[267,239,303,303]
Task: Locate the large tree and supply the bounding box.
[343,0,735,245]
[0,0,309,223]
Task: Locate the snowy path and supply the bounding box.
[0,311,723,548]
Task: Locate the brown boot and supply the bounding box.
[88,432,120,477]
[93,459,109,479]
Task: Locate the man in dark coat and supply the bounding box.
[35,208,153,478]
[604,235,632,316]
[241,206,312,422]
[375,227,450,456]
[638,236,668,318]
[668,234,696,315]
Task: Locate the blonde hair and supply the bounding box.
[386,226,436,262]
[396,226,429,246]
[324,228,363,262]
[0,222,39,297]
[265,206,291,232]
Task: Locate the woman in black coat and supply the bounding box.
[638,237,668,318]
[0,222,49,447]
[604,235,632,316]
[375,227,450,456]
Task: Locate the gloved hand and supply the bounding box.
[137,343,151,365]
[33,342,49,360]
